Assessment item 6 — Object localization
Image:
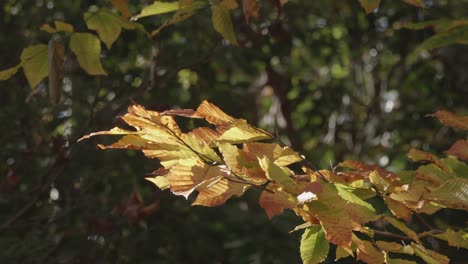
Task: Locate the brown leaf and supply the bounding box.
[339,160,398,180]
[114,190,160,225]
[427,110,468,130]
[259,188,297,219]
[407,148,447,171]
[445,140,468,161]
[111,0,132,18]
[193,178,248,206]
[242,0,259,24]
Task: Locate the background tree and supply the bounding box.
[0,0,467,263]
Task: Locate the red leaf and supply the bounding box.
[427,110,468,130]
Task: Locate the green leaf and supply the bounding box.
[211,1,238,45]
[0,64,21,80]
[425,178,468,210]
[40,20,74,33]
[85,8,145,49]
[300,226,329,264]
[358,0,381,14]
[433,229,468,249]
[132,1,179,20]
[258,156,296,194]
[151,0,207,36]
[85,9,124,49]
[411,243,449,264]
[21,44,49,88]
[69,33,107,75]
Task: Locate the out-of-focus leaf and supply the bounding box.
[445,140,468,161]
[428,110,468,130]
[384,216,421,243]
[132,1,179,20]
[69,33,107,75]
[0,64,21,80]
[242,0,259,23]
[300,226,329,264]
[21,44,49,88]
[358,0,381,14]
[40,20,74,33]
[384,254,417,264]
[111,0,132,18]
[48,39,64,104]
[151,1,206,36]
[411,243,449,264]
[433,229,468,249]
[85,8,144,49]
[407,148,447,171]
[211,0,238,45]
[425,178,468,210]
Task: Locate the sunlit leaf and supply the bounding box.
[258,156,296,194]
[21,44,49,88]
[300,226,329,264]
[384,216,421,243]
[445,140,468,161]
[411,243,449,264]
[193,177,248,206]
[69,33,107,75]
[211,0,238,45]
[151,1,206,36]
[335,245,353,260]
[358,0,381,14]
[48,38,64,104]
[259,188,297,219]
[218,122,271,143]
[132,1,179,20]
[146,176,170,190]
[244,142,302,166]
[335,184,378,223]
[425,178,468,210]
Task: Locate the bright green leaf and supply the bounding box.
[300,226,329,264]
[70,33,107,75]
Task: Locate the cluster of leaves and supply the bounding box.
[81,101,467,263]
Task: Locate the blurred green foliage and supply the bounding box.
[0,0,467,263]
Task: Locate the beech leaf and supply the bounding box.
[407,148,447,171]
[259,188,296,219]
[384,216,421,243]
[70,33,107,75]
[428,110,468,130]
[424,178,468,210]
[211,0,238,45]
[111,0,132,18]
[411,243,449,264]
[0,64,21,80]
[132,1,180,20]
[300,226,329,264]
[242,0,259,23]
[21,44,49,88]
[445,140,468,161]
[433,229,468,249]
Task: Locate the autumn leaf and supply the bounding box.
[111,0,132,18]
[424,178,468,210]
[0,64,21,81]
[258,156,296,194]
[376,241,414,254]
[384,197,412,221]
[192,177,248,206]
[300,225,329,264]
[242,0,259,24]
[259,188,297,219]
[113,189,160,225]
[384,216,421,243]
[411,243,449,264]
[352,234,385,264]
[358,0,381,14]
[445,140,468,161]
[407,148,447,171]
[433,229,468,249]
[70,33,107,75]
[428,110,468,130]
